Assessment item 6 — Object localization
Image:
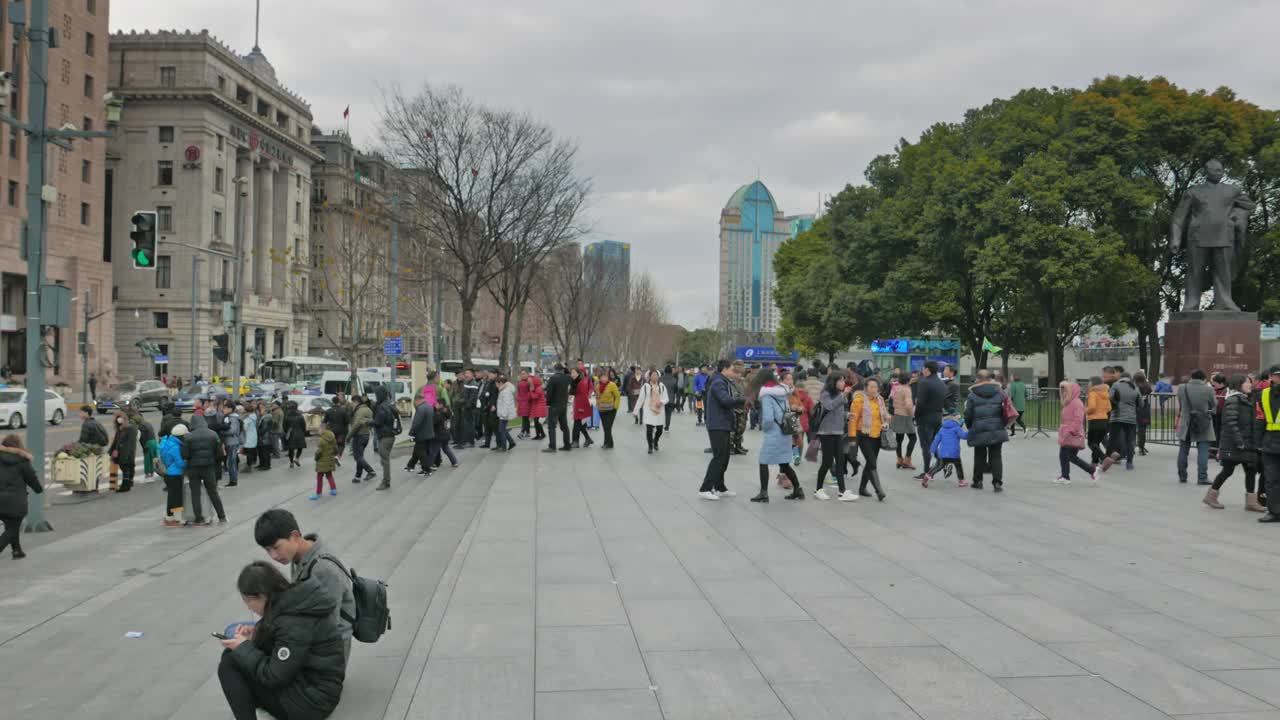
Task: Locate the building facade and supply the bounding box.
[583,239,630,308]
[0,0,114,389]
[718,180,790,336]
[106,30,322,382]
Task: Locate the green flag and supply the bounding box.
[982,338,1002,355]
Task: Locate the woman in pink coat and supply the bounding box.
[528,374,547,440]
[570,367,595,448]
[1055,381,1097,485]
[516,370,532,439]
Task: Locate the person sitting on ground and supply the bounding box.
[217,560,346,720]
[254,509,354,660]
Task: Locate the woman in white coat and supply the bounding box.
[633,370,669,453]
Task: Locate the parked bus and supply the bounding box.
[259,356,347,384]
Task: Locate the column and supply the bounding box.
[254,163,274,297]
[271,167,288,298]
[236,153,255,297]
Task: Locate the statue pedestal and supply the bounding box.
[1164,311,1260,381]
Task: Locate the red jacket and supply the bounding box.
[528,376,547,419]
[573,376,593,420]
[516,379,531,417]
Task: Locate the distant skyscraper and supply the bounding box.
[719,181,791,335]
[787,213,815,238]
[583,240,631,307]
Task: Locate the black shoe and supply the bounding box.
[647,447,653,454]
[1259,513,1280,523]
[493,447,507,453]
[993,484,1004,493]
[972,482,984,490]
[479,444,491,450]
[1179,477,1188,484]
[509,442,517,451]
[858,489,872,498]
[1197,480,1211,486]
[12,550,26,559]
[542,448,557,454]
[376,483,390,491]
[912,472,928,481]
[750,493,769,502]
[225,482,237,488]
[785,489,804,500]
[561,446,573,452]
[352,476,362,483]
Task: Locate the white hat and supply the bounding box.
[170,424,189,437]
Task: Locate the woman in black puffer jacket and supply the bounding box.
[963,370,1010,492]
[218,560,346,720]
[283,403,308,468]
[0,434,43,559]
[1204,375,1265,512]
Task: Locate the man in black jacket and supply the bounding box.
[542,365,573,453]
[78,407,108,447]
[182,415,226,524]
[942,364,962,415]
[372,386,399,490]
[477,371,499,449]
[914,361,946,479]
[407,397,435,476]
[453,371,479,449]
[324,391,351,464]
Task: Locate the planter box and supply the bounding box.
[52,454,107,492]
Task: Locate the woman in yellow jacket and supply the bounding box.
[597,368,622,450]
[1086,376,1111,465]
[849,378,892,501]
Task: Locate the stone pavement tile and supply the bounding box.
[819,546,921,579]
[1093,612,1280,671]
[914,616,1086,678]
[406,656,534,720]
[795,594,936,648]
[430,602,534,659]
[975,594,1119,643]
[449,562,535,605]
[1236,636,1280,661]
[461,539,534,568]
[897,559,1020,597]
[1174,713,1280,720]
[1209,669,1280,706]
[853,645,1045,720]
[644,649,792,720]
[756,561,864,597]
[599,533,682,569]
[1002,574,1150,615]
[535,689,663,719]
[536,582,628,627]
[624,597,740,652]
[858,577,981,619]
[727,619,869,684]
[772,678,925,720]
[997,675,1174,720]
[612,563,703,600]
[536,510,596,530]
[536,550,615,584]
[1048,640,1271,715]
[698,577,808,621]
[537,528,604,556]
[535,625,649,692]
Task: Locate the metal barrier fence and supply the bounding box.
[1016,391,1183,446]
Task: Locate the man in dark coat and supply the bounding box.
[407,397,435,476]
[963,369,1009,492]
[477,371,499,449]
[699,359,746,499]
[542,364,573,453]
[372,386,399,490]
[323,391,351,463]
[453,370,479,449]
[78,407,108,447]
[914,361,946,479]
[182,415,227,524]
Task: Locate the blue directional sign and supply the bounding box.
[733,346,799,363]
[383,332,403,356]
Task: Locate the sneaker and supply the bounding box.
[698,491,720,501]
[1100,455,1116,472]
[308,494,320,500]
[815,488,831,500]
[329,489,338,496]
[839,490,858,502]
[957,479,969,488]
[1052,476,1070,485]
[1091,468,1100,484]
[718,490,737,498]
[163,518,181,528]
[218,517,228,524]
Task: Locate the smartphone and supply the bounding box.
[211,632,229,640]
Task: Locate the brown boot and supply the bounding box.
[1245,493,1266,513]
[1203,488,1225,509]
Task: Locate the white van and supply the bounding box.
[314,371,365,399]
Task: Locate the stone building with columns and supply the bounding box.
[106,30,321,381]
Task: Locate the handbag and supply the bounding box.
[1001,392,1018,425]
[881,425,898,451]
[804,436,822,463]
[773,397,801,436]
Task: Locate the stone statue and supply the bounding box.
[1170,159,1255,312]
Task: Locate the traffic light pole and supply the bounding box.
[80,290,108,406]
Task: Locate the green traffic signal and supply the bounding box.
[134,250,152,267]
[130,211,157,270]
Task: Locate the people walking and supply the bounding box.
[220,400,243,487]
[241,406,258,475]
[182,415,227,525]
[1205,374,1263,510]
[921,413,968,487]
[730,360,749,455]
[372,386,398,490]
[784,371,813,465]
[750,369,803,502]
[348,395,375,482]
[1101,370,1139,472]
[283,402,307,468]
[311,422,339,500]
[542,364,573,453]
[256,405,274,471]
[136,411,158,481]
[699,360,745,500]
[1086,377,1111,465]
[324,391,350,465]
[516,369,532,439]
[1054,381,1096,486]
[528,373,547,441]
[495,374,517,451]
[634,370,668,453]
[0,434,42,558]
[1177,369,1217,485]
[108,411,138,492]
[661,366,679,431]
[1007,374,1028,436]
[159,424,188,526]
[964,370,1010,492]
[428,397,460,469]
[813,373,854,500]
[597,369,621,449]
[625,367,643,423]
[1134,371,1153,455]
[570,367,595,448]
[693,366,709,426]
[1255,369,1280,523]
[850,378,890,500]
[88,372,97,401]
[913,361,945,480]
[890,374,917,470]
[407,396,435,474]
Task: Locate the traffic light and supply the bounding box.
[212,333,229,362]
[130,211,158,269]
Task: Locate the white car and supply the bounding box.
[0,388,69,428]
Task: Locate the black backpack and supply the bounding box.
[315,554,391,643]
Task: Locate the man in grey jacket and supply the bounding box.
[1177,369,1218,485]
[255,509,355,662]
[1102,370,1140,471]
[407,397,435,476]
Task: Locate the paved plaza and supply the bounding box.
[4,413,1280,720]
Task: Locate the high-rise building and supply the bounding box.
[0,0,113,387]
[107,30,322,380]
[718,180,790,335]
[787,213,815,238]
[583,239,630,307]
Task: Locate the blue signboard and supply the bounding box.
[870,339,909,354]
[383,334,403,356]
[153,355,169,364]
[733,346,799,363]
[872,338,959,354]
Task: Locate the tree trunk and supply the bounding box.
[511,303,526,372]
[1145,310,1162,378]
[1042,323,1059,385]
[497,306,513,375]
[1137,327,1149,373]
[459,289,478,366]
[1000,351,1010,380]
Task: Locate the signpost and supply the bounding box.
[383,331,404,356]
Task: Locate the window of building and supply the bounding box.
[80,201,90,225]
[154,312,169,329]
[216,134,224,152]
[83,74,93,98]
[81,159,91,183]
[295,201,301,223]
[312,244,323,269]
[215,167,225,193]
[158,125,174,143]
[157,205,173,232]
[87,0,96,14]
[155,256,172,289]
[84,32,94,56]
[217,75,226,92]
[296,174,301,190]
[159,66,176,89]
[213,210,224,239]
[257,99,271,118]
[277,111,289,130]
[235,84,250,105]
[157,161,173,186]
[82,116,92,132]
[8,128,17,159]
[7,181,17,206]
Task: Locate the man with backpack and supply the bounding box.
[1177,368,1218,485]
[372,385,400,490]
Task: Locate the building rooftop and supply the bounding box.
[724,180,777,212]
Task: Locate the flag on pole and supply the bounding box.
[342,106,350,119]
[982,338,1002,355]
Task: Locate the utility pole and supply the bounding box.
[79,290,107,404]
[190,255,200,381]
[232,176,248,399]
[1,0,117,533]
[388,194,399,391]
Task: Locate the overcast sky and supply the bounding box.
[113,0,1280,328]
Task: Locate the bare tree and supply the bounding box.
[379,84,567,365]
[533,245,609,362]
[600,271,673,367]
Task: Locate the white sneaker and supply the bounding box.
[699,491,720,501]
[1053,476,1071,485]
[1090,469,1100,485]
[814,488,831,500]
[839,490,859,502]
[718,489,737,498]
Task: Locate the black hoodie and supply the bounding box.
[372,386,398,438]
[0,446,42,516]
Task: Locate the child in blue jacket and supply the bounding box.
[923,414,967,488]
